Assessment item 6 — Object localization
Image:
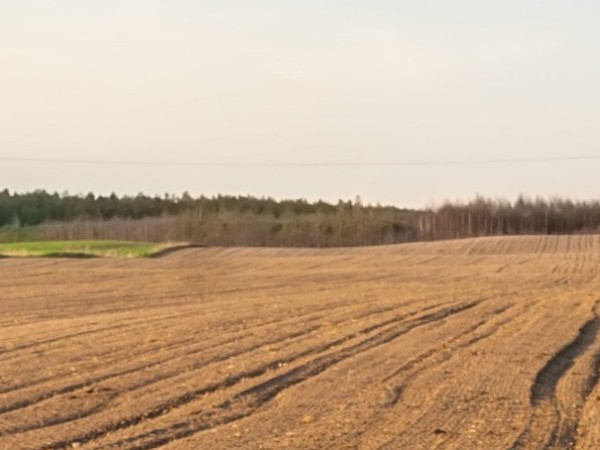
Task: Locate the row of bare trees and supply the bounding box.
[412,196,600,241]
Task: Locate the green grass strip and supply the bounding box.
[0,240,172,258]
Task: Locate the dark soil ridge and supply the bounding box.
[508,299,600,450]
[147,244,206,258]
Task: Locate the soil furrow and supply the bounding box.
[3,236,599,450]
[94,302,479,450]
[0,299,356,395]
[0,299,429,420]
[39,302,472,450]
[383,304,515,407]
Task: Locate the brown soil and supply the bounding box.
[1,235,600,450]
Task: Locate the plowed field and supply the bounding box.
[2,236,600,450]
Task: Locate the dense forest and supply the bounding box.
[1,190,600,246]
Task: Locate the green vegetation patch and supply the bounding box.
[0,240,168,258]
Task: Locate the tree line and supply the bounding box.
[414,196,600,241]
[1,190,600,246]
[0,190,415,246]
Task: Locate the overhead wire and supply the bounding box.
[0,155,599,167]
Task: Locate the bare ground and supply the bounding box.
[1,235,600,449]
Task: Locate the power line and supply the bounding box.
[0,155,599,167]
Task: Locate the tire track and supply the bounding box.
[0,297,360,395]
[382,303,516,407]
[0,298,431,420]
[508,300,600,450]
[0,324,321,418]
[2,300,443,438]
[368,296,583,450]
[87,302,479,450]
[39,302,477,450]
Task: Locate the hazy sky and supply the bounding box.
[2,1,599,207]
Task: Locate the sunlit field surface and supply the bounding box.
[1,235,600,449]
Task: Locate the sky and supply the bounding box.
[1,1,599,208]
